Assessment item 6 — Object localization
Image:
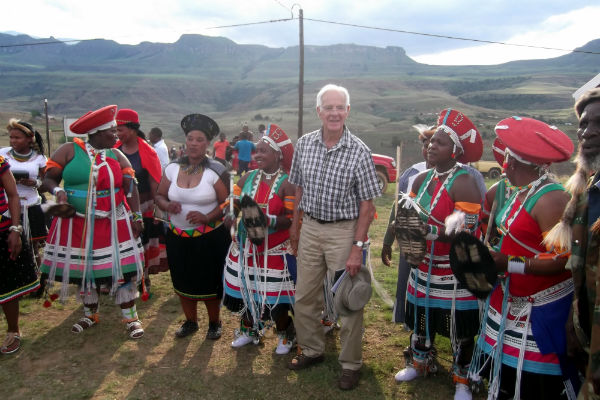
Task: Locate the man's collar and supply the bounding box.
[312,126,350,148]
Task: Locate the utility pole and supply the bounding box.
[297,8,304,139]
[44,99,50,154]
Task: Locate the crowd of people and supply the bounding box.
[2,83,600,398]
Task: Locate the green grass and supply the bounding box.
[0,183,489,399]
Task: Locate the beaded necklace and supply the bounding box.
[415,163,460,224]
[249,169,282,206]
[180,163,204,175]
[10,148,34,162]
[497,172,549,233]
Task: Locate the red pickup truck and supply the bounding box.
[372,153,397,193]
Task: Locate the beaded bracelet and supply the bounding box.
[268,215,277,229]
[507,256,526,274]
[131,211,143,223]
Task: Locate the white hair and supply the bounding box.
[316,84,350,108]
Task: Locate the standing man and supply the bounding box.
[233,131,255,176]
[287,84,381,390]
[545,88,600,399]
[212,132,230,166]
[149,127,170,170]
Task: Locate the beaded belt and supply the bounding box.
[169,220,222,237]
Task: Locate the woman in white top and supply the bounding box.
[155,114,231,340]
[1,119,48,266]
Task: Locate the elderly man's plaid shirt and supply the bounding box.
[289,127,381,221]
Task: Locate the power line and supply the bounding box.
[303,17,600,55]
[1,15,599,56]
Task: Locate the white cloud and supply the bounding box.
[2,1,600,65]
[412,6,600,65]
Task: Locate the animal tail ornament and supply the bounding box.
[543,162,589,252]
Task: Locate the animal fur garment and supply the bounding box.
[240,195,267,245]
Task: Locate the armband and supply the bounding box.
[45,159,64,172]
[122,167,136,178]
[131,211,143,223]
[284,195,295,211]
[454,201,482,231]
[507,256,526,274]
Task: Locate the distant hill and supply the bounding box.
[0,32,597,173]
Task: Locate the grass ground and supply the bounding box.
[0,182,487,400]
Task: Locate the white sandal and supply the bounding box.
[71,316,98,334]
[1,332,21,354]
[126,320,144,339]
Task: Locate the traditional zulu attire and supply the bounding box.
[0,156,40,304]
[115,109,166,279]
[41,137,144,300]
[223,124,296,352]
[164,158,231,301]
[469,117,577,400]
[40,105,145,339]
[398,109,483,400]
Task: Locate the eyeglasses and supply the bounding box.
[320,105,348,113]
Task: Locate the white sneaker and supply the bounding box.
[395,366,419,382]
[454,383,472,400]
[231,331,253,348]
[275,335,295,355]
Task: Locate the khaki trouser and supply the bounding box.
[295,216,364,371]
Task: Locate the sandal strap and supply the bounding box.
[1,332,22,354]
[72,316,97,333]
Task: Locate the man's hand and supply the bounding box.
[56,190,68,204]
[381,244,393,266]
[346,246,363,277]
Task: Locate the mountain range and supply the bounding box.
[0,32,598,168]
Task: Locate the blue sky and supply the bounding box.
[3,0,600,65]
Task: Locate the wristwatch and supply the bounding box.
[353,240,364,248]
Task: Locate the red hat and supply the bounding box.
[437,109,483,163]
[70,105,117,135]
[116,109,139,126]
[262,124,294,173]
[494,116,574,165]
[492,137,506,166]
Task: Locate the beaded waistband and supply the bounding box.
[169,220,222,237]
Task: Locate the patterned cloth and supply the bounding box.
[0,156,40,303]
[288,127,381,221]
[40,140,144,298]
[223,169,296,320]
[405,167,481,341]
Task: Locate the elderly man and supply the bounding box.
[545,88,600,399]
[288,84,381,390]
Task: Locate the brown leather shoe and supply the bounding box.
[287,353,325,370]
[339,368,361,390]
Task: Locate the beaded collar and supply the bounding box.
[10,148,34,162]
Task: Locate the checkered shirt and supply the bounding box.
[289,127,381,221]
